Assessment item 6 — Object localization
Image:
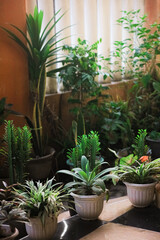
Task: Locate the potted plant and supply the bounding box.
[13,178,68,240]
[0,182,28,240]
[58,156,117,220]
[0,120,32,184]
[146,131,160,159]
[1,6,68,180]
[114,156,160,207]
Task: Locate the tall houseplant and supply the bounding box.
[2,6,67,157]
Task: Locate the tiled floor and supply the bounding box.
[21,184,160,239]
[58,196,160,240]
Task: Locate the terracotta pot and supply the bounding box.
[27,147,55,180]
[25,216,57,240]
[71,192,105,220]
[124,182,156,207]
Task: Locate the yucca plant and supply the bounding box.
[1,6,68,157]
[0,120,32,184]
[58,155,117,197]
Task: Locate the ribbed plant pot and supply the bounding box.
[27,147,55,180]
[71,192,105,220]
[124,182,156,208]
[25,216,57,240]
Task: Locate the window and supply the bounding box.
[26,0,145,93]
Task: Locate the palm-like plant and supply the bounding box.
[58,156,117,197]
[1,6,68,156]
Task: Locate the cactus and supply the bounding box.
[67,131,101,169]
[88,131,101,170]
[0,121,32,184]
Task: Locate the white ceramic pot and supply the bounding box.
[124,182,156,207]
[25,216,57,240]
[71,192,105,220]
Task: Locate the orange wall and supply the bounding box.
[145,0,160,23]
[0,0,30,128]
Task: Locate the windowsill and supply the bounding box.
[45,79,134,97]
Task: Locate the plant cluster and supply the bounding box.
[108,9,160,133]
[100,100,134,149]
[0,120,32,184]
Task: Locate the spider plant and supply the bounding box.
[13,178,68,223]
[115,158,160,184]
[1,6,68,157]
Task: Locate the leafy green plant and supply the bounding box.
[67,131,102,169]
[58,156,117,197]
[108,9,160,80]
[0,120,32,184]
[100,100,134,149]
[59,38,109,130]
[114,158,160,184]
[107,9,160,133]
[13,178,67,223]
[2,6,68,157]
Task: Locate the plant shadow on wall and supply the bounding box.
[1,7,70,179]
[107,9,160,134]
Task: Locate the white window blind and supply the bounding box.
[26,0,145,93]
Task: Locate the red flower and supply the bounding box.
[140,156,149,163]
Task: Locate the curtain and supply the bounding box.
[25,0,145,93]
